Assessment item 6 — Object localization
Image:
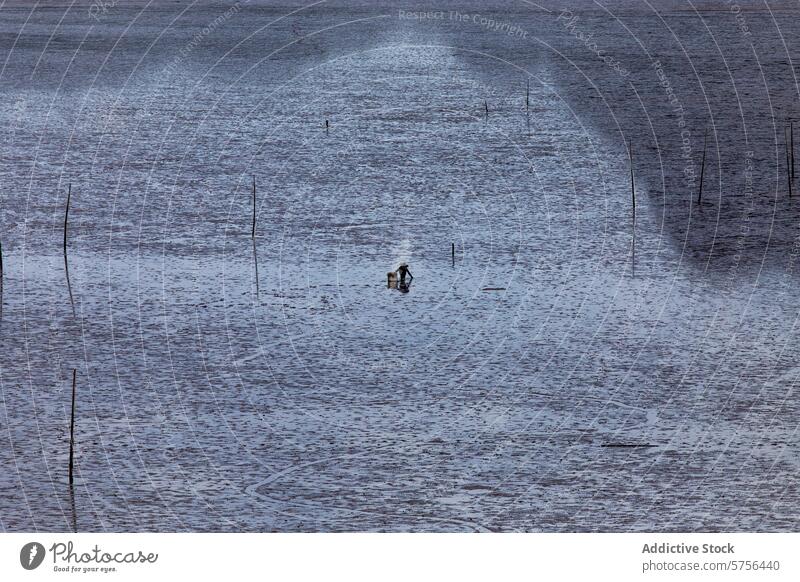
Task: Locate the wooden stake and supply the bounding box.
[325,119,329,135]
[786,127,793,198]
[697,128,707,205]
[484,100,488,120]
[64,255,75,317]
[629,137,637,278]
[789,121,794,180]
[251,176,259,296]
[68,368,76,486]
[451,242,455,264]
[62,184,74,315]
[63,184,71,256]
[629,139,635,218]
[526,79,529,111]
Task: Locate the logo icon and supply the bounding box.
[20,542,46,570]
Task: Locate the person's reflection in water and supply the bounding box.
[398,280,412,293]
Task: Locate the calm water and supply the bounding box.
[1,0,799,531]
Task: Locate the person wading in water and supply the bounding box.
[395,263,413,284]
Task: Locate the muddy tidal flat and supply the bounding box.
[1,1,799,532]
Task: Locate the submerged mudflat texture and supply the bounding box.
[1,1,799,531]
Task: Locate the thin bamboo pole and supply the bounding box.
[789,121,794,180]
[526,79,529,111]
[63,183,71,255]
[786,127,793,198]
[629,139,635,219]
[697,129,707,205]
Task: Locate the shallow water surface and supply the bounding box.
[1,1,799,531]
